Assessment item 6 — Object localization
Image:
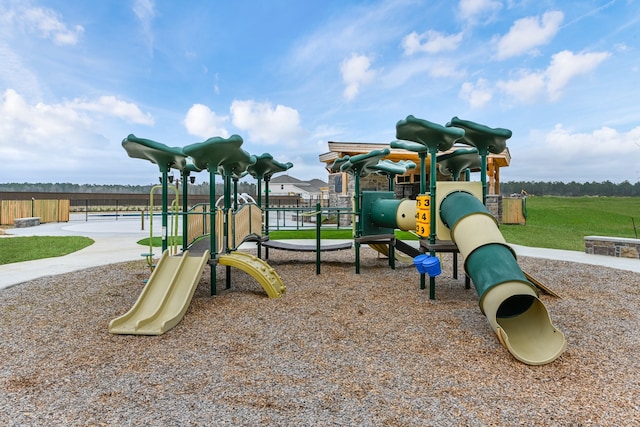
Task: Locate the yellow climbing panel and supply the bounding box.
[218,252,286,298]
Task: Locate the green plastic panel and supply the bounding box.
[361,191,396,236]
[371,198,402,229]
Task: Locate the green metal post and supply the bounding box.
[223,175,231,254]
[223,174,232,289]
[161,169,169,254]
[256,178,263,258]
[256,179,262,207]
[418,151,428,291]
[233,177,238,211]
[182,171,189,251]
[354,172,361,274]
[428,148,437,245]
[316,202,321,275]
[264,176,270,260]
[209,169,217,296]
[428,147,438,299]
[419,152,427,194]
[479,148,488,205]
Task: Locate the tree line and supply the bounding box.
[0,181,257,196]
[1,180,639,197]
[500,180,640,197]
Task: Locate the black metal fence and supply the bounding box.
[265,206,352,230]
[1,192,341,222]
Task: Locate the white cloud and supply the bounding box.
[213,73,220,95]
[483,50,609,106]
[0,89,153,152]
[340,53,376,101]
[458,0,502,23]
[510,124,640,182]
[132,0,156,53]
[71,96,154,125]
[184,104,229,138]
[0,89,119,177]
[22,7,84,46]
[545,50,610,100]
[288,0,410,71]
[402,30,463,55]
[0,90,154,134]
[133,0,155,27]
[459,78,493,108]
[0,42,44,100]
[381,57,466,90]
[496,11,564,60]
[427,60,467,79]
[0,5,82,101]
[496,71,546,104]
[230,100,305,145]
[545,124,640,156]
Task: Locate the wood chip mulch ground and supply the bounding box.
[1,247,639,426]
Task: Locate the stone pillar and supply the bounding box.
[485,194,502,223]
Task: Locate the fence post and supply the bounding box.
[316,202,321,275]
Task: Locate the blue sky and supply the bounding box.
[1,0,639,186]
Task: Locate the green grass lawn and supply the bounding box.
[500,196,640,251]
[1,196,637,264]
[136,236,183,247]
[0,236,94,265]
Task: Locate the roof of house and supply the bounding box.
[270,174,306,185]
[306,179,329,193]
[270,174,328,193]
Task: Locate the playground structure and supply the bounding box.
[330,115,565,365]
[110,135,288,335]
[110,115,566,365]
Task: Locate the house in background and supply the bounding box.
[319,141,511,200]
[319,141,512,221]
[269,174,329,205]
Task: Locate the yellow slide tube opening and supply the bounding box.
[480,281,567,365]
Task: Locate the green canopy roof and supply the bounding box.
[183,134,256,177]
[340,148,390,177]
[247,153,293,180]
[437,147,480,179]
[122,134,187,173]
[446,116,511,154]
[371,159,416,176]
[395,115,465,153]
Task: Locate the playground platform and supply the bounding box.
[188,237,353,257]
[1,217,639,290]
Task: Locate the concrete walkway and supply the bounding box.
[510,243,640,273]
[1,218,638,290]
[1,217,153,289]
